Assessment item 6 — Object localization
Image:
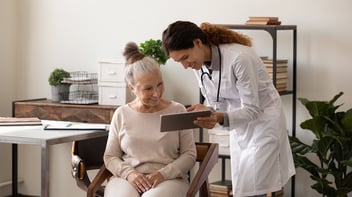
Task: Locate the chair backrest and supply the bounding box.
[71,136,107,195]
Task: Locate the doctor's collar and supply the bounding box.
[209,45,221,71]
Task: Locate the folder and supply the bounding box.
[42,120,109,131]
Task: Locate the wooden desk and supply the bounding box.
[9,98,117,196]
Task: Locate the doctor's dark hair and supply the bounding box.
[162,21,252,55]
[123,42,160,85]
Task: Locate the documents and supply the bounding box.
[42,120,109,131]
[160,110,211,132]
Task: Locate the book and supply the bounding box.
[245,16,281,25]
[248,16,279,21]
[266,66,288,73]
[210,180,232,195]
[274,78,288,85]
[245,20,281,25]
[262,59,288,64]
[0,117,42,126]
[268,72,288,79]
[267,189,284,197]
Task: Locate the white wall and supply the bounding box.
[0,0,17,195]
[1,0,352,196]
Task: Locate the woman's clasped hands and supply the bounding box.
[127,171,165,193]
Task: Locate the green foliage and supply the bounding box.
[139,39,169,65]
[289,92,352,197]
[48,68,70,86]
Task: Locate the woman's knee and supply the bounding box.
[142,179,189,197]
[104,176,139,197]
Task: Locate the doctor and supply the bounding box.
[162,21,295,197]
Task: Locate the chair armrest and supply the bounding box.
[87,164,112,197]
[72,155,89,191]
[187,143,219,197]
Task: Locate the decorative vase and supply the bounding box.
[51,84,71,102]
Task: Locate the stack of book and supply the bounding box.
[267,189,284,197]
[261,57,288,92]
[0,117,42,126]
[209,180,233,197]
[245,16,281,25]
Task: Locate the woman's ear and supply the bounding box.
[193,38,203,47]
[128,83,135,93]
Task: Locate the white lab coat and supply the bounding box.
[194,44,295,197]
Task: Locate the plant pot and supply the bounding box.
[51,84,71,102]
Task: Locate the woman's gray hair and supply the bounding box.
[124,56,159,85]
[123,42,160,85]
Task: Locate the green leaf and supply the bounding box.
[294,92,352,196]
[341,157,352,167]
[48,68,70,86]
[139,39,169,65]
[289,136,312,155]
[342,109,352,132]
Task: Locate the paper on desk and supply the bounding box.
[42,120,109,131]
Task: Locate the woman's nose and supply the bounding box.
[152,88,160,96]
[181,61,192,69]
[179,60,188,69]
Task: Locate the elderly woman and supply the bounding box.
[103,42,196,197]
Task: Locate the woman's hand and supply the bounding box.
[146,171,165,188]
[127,171,152,193]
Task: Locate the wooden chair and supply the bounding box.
[71,141,218,197]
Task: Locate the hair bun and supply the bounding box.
[123,42,145,64]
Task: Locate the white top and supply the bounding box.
[104,101,196,180]
[195,44,296,196]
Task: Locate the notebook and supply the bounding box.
[160,110,211,132]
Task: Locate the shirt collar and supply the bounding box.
[209,45,220,71]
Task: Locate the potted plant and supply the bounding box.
[139,39,169,65]
[289,92,352,197]
[48,68,71,102]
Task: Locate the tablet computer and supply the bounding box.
[160,110,211,132]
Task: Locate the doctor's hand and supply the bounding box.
[194,112,219,129]
[186,104,209,112]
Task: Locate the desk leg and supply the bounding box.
[41,143,49,197]
[12,144,18,196]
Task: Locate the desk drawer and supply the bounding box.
[98,62,125,83]
[99,85,134,106]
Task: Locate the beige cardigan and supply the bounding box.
[104,101,196,181]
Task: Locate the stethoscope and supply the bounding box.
[200,45,222,103]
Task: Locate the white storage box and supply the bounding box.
[208,125,230,147]
[98,60,134,105]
